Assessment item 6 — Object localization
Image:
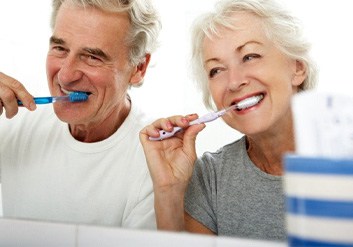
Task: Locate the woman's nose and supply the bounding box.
[227,68,249,92]
[57,56,83,85]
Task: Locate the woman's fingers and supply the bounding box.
[182,123,206,158]
[143,114,199,140]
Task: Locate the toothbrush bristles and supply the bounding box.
[69,92,89,103]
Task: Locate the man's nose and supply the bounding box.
[57,55,83,85]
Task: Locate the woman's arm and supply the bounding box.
[139,114,205,231]
[185,212,215,235]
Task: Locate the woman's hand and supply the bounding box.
[0,72,35,118]
[139,114,205,230]
[140,114,205,192]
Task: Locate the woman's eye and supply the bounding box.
[209,68,221,78]
[243,54,260,62]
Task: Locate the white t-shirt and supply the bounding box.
[0,101,156,229]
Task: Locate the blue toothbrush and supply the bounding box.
[17,91,89,105]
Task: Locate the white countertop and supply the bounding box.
[0,217,286,247]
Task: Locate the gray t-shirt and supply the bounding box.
[184,136,286,241]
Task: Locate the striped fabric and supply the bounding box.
[284,156,353,246]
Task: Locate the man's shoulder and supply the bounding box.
[128,100,156,128]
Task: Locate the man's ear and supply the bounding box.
[292,60,307,87]
[130,54,151,86]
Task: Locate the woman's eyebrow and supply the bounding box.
[204,40,263,65]
[237,40,262,52]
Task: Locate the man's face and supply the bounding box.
[46,1,136,128]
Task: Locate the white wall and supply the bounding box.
[1,0,353,155]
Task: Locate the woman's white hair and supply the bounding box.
[190,0,318,109]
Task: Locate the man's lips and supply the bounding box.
[61,88,91,96]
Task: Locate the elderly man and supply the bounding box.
[0,0,161,229]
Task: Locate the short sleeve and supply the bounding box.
[184,156,218,233]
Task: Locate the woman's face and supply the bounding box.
[203,12,306,136]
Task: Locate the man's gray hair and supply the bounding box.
[51,0,161,73]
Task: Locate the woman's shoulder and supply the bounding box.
[201,135,246,157]
[197,135,247,167]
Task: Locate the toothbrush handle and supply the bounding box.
[149,126,183,141]
[148,112,220,141]
[17,97,54,106]
[189,112,219,125]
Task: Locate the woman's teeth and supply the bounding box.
[236,94,264,110]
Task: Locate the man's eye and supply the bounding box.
[88,55,100,61]
[82,54,104,66]
[51,46,65,52]
[49,46,67,56]
[243,54,260,62]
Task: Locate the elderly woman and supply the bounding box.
[140,0,317,241]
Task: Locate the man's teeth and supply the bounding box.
[236,94,264,110]
[62,89,89,95]
[62,89,74,95]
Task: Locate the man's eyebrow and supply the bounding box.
[83,47,111,61]
[49,36,111,61]
[49,36,65,45]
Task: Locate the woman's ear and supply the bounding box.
[292,60,307,87]
[129,54,151,86]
